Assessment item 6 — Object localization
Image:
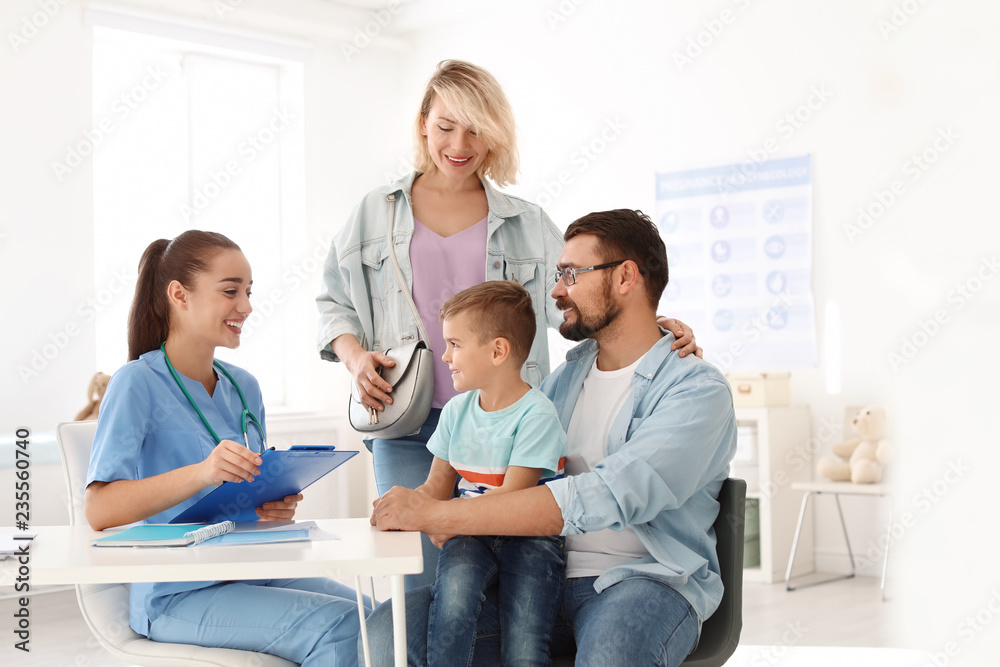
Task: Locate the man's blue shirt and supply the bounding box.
[542,331,737,624]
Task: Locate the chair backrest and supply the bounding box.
[55,421,150,658]
[683,477,747,666]
[56,421,99,527]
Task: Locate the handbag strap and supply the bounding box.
[385,192,432,350]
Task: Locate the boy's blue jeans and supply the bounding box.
[427,534,566,667]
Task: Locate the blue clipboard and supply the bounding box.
[169,446,357,524]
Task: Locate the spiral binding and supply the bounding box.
[184,520,236,546]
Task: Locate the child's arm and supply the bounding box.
[485,466,544,495]
[416,456,459,501]
[84,439,263,531]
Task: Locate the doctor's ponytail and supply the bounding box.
[127,231,240,361]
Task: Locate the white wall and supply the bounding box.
[1,1,95,432]
[0,0,397,424]
[3,0,998,656]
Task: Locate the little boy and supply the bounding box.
[419,280,566,667]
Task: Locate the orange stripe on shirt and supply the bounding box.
[457,469,506,487]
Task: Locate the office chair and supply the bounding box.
[56,421,297,667]
[553,477,746,667]
[683,477,746,666]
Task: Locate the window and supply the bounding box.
[92,21,311,408]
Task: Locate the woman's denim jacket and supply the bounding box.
[317,171,565,386]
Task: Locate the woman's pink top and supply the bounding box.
[409,216,488,408]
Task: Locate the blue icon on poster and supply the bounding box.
[660,211,679,233]
[713,309,734,332]
[711,240,731,263]
[710,206,729,229]
[766,270,786,294]
[763,199,784,223]
[712,275,733,297]
[764,236,786,259]
[765,307,788,330]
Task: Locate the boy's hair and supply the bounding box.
[564,209,669,308]
[440,281,535,366]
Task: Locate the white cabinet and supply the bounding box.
[731,406,813,584]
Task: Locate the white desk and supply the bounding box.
[1,519,422,666]
[784,481,891,599]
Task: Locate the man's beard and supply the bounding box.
[557,280,622,341]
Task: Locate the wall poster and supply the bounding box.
[654,155,817,372]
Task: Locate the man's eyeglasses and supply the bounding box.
[553,259,626,286]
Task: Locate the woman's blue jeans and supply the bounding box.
[370,408,443,590]
[363,575,698,667]
[427,535,565,667]
[147,577,366,667]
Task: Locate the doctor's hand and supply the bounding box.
[657,317,703,359]
[370,486,439,533]
[257,493,304,521]
[199,440,262,486]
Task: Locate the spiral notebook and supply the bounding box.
[92,521,310,548]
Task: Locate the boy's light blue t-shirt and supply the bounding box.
[427,387,566,498]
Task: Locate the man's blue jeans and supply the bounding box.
[427,535,565,667]
[364,576,698,667]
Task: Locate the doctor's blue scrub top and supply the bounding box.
[87,348,267,636]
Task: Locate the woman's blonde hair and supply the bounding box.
[412,60,519,188]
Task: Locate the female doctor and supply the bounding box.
[85,230,361,667]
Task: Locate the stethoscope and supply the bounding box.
[160,343,267,453]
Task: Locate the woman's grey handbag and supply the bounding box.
[348,193,435,440]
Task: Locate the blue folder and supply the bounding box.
[92,523,310,547]
[169,446,357,524]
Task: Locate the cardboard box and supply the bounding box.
[726,372,790,407]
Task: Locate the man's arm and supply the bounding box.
[550,374,735,534]
[374,375,734,538]
[372,483,564,536]
[421,466,547,547]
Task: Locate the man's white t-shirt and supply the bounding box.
[565,354,651,578]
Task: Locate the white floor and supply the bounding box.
[1,575,918,666]
[726,646,925,667]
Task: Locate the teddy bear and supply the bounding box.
[816,405,892,484]
[74,372,112,421]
